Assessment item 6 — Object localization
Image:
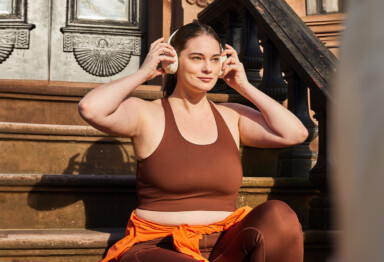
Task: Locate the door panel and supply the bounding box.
[0,0,145,83]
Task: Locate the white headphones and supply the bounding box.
[162,30,227,78]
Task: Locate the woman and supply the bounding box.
[79,22,307,262]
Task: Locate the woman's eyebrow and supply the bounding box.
[189,52,220,57]
[189,52,203,56]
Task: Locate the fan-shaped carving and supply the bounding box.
[74,48,132,77]
[0,44,14,64]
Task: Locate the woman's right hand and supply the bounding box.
[139,37,176,81]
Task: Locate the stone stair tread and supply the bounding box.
[0,228,335,249]
[0,173,136,187]
[0,173,314,188]
[0,174,317,229]
[0,228,125,249]
[0,122,108,137]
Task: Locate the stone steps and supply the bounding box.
[0,122,136,175]
[0,121,286,177]
[0,228,335,262]
[0,173,317,229]
[0,82,247,126]
[0,173,321,260]
[0,83,326,260]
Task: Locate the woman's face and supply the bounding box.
[176,35,222,94]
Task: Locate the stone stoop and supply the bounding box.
[0,173,325,261]
[0,174,317,229]
[0,228,336,262]
[0,85,330,261]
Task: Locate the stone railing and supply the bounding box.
[198,0,337,230]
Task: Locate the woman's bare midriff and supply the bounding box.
[135,208,233,226]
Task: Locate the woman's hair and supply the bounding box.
[163,22,221,97]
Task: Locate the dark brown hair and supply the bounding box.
[163,22,221,97]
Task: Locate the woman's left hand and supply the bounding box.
[221,44,249,92]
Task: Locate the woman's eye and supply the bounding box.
[212,57,220,62]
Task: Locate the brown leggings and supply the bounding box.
[119,200,304,262]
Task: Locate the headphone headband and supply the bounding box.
[168,30,179,45]
[162,29,227,77]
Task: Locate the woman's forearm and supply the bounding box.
[239,82,308,143]
[78,69,148,121]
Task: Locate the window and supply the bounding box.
[67,0,138,29]
[0,0,12,15]
[76,0,129,21]
[307,0,345,15]
[0,0,25,21]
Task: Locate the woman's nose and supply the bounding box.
[202,61,213,73]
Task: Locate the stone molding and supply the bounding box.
[0,29,31,49]
[186,0,214,7]
[302,13,345,55]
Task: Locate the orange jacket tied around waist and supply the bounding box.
[101,206,252,262]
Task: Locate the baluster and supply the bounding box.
[208,18,226,49]
[309,88,331,229]
[258,32,287,103]
[215,10,243,94]
[227,10,243,55]
[278,63,318,177]
[210,20,229,93]
[239,10,263,87]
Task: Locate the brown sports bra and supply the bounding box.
[136,98,243,211]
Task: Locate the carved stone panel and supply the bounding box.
[0,0,47,80]
[63,33,140,77]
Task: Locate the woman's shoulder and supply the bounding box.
[214,102,259,120]
[122,97,163,112]
[211,102,241,120]
[119,97,164,128]
[211,102,241,129]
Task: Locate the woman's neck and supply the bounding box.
[170,86,210,113]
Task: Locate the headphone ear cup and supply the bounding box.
[162,30,179,74]
[162,52,178,74]
[218,54,227,79]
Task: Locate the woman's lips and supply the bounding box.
[198,77,213,82]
